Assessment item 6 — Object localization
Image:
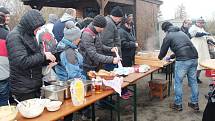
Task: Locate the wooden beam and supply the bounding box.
[109,0,134,5]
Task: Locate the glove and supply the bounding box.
[195,32,210,37]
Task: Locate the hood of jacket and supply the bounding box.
[60,13,75,22]
[57,38,78,50]
[167,26,180,33]
[19,9,45,35]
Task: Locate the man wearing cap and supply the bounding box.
[0,6,10,31]
[101,6,124,71]
[189,17,211,84]
[159,21,199,111]
[0,11,9,106]
[79,15,120,73]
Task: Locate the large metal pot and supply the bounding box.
[41,85,66,102]
[51,81,71,99]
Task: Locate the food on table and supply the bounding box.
[70,79,85,106]
[0,105,17,121]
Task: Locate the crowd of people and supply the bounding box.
[0,4,214,120]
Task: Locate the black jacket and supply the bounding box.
[181,26,191,39]
[79,24,113,72]
[6,10,46,95]
[158,26,198,61]
[118,25,136,66]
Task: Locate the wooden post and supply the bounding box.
[96,0,109,15]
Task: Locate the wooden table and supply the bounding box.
[16,66,161,121]
[200,59,215,70]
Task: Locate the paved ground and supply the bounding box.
[98,70,209,121]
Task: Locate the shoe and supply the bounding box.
[197,78,202,84]
[188,102,199,111]
[169,103,183,111]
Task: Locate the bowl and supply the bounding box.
[46,101,62,112]
[17,99,45,118]
[0,105,17,121]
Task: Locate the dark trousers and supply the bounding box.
[12,90,41,102]
[203,102,215,121]
[0,78,10,106]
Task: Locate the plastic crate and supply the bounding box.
[205,70,215,77]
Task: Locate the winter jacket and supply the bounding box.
[6,10,46,95]
[55,38,86,81]
[52,13,76,42]
[79,24,114,72]
[101,16,121,56]
[118,25,136,67]
[0,25,9,80]
[189,25,210,70]
[158,26,198,61]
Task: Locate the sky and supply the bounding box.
[160,0,215,20]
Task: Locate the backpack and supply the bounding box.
[36,27,57,53]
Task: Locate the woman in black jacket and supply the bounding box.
[6,9,56,101]
[118,17,138,99]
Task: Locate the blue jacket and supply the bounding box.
[55,38,86,81]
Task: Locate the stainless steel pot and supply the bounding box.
[51,81,71,99]
[41,85,66,102]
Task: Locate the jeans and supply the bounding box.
[174,59,199,105]
[0,78,10,106]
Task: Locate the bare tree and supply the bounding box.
[174,3,187,20]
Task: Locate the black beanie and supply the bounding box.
[161,21,173,32]
[110,6,124,17]
[93,15,107,28]
[0,7,10,14]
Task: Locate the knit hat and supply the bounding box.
[0,7,10,14]
[48,14,58,24]
[161,21,173,32]
[92,15,107,28]
[64,21,82,42]
[20,9,45,34]
[110,6,124,17]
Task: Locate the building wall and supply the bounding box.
[136,0,160,51]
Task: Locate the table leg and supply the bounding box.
[133,84,137,121]
[117,94,121,121]
[91,104,95,121]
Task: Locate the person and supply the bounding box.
[101,6,124,71]
[159,22,199,111]
[118,17,138,99]
[0,6,10,31]
[181,19,192,39]
[76,17,93,30]
[79,15,120,73]
[45,14,59,36]
[55,21,86,81]
[127,14,136,38]
[189,17,210,84]
[6,9,56,101]
[53,8,76,42]
[0,11,9,106]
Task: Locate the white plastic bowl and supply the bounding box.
[46,101,62,112]
[17,99,44,118]
[0,105,17,121]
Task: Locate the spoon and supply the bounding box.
[12,95,26,107]
[8,100,12,111]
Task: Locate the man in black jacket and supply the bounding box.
[6,9,56,101]
[158,22,199,111]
